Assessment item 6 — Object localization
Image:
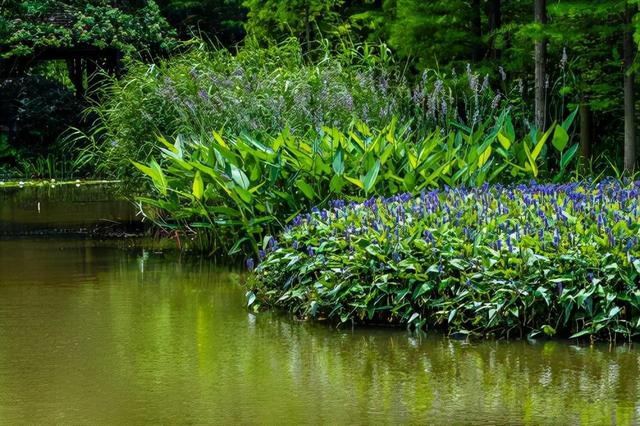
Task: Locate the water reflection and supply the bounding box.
[0,240,638,424]
[0,184,138,235]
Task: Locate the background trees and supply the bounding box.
[1,0,639,173]
[155,0,247,46]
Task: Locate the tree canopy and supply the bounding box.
[0,0,176,58]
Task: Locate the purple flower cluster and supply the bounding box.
[251,179,640,270]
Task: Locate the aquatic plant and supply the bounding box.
[132,110,577,254]
[247,179,640,340]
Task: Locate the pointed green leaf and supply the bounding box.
[478,145,492,167]
[560,143,579,170]
[552,125,569,152]
[363,159,380,194]
[230,165,250,190]
[295,179,315,200]
[344,175,364,189]
[561,107,579,131]
[192,171,204,200]
[332,148,345,176]
[497,131,511,150]
[531,125,554,161]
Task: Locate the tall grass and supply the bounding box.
[77,38,517,183]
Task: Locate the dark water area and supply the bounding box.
[1,186,640,424]
[0,183,141,236]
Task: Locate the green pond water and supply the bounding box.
[2,188,640,424]
[1,240,640,424]
[0,183,139,236]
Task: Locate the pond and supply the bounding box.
[0,183,140,237]
[1,188,640,424]
[1,239,640,424]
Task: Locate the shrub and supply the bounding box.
[0,75,85,158]
[247,179,640,340]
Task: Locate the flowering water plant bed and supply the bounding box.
[246,179,640,340]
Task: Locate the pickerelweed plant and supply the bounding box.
[132,109,578,255]
[247,179,640,341]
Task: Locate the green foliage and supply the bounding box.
[131,111,577,255]
[243,0,343,48]
[387,0,482,68]
[156,0,247,46]
[83,39,415,179]
[543,0,627,130]
[247,179,640,340]
[0,0,176,58]
[85,38,541,185]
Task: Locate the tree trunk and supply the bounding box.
[471,0,483,61]
[66,58,84,99]
[304,1,311,54]
[487,0,501,32]
[579,102,592,164]
[86,59,98,99]
[624,1,636,171]
[534,0,547,131]
[487,0,501,58]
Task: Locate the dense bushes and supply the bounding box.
[0,76,89,178]
[0,76,84,155]
[99,39,582,255]
[86,40,405,177]
[247,179,640,340]
[0,0,175,58]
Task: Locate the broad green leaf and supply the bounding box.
[235,186,253,203]
[552,125,569,152]
[230,165,250,190]
[403,172,416,192]
[478,145,492,167]
[363,159,381,194]
[531,125,554,161]
[212,130,228,148]
[497,131,511,150]
[246,291,256,307]
[560,143,579,170]
[344,175,364,189]
[131,161,156,180]
[523,142,538,177]
[329,174,345,193]
[132,160,167,195]
[570,328,593,339]
[192,171,204,200]
[332,148,345,175]
[295,179,315,200]
[408,152,418,170]
[157,135,178,153]
[561,106,579,131]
